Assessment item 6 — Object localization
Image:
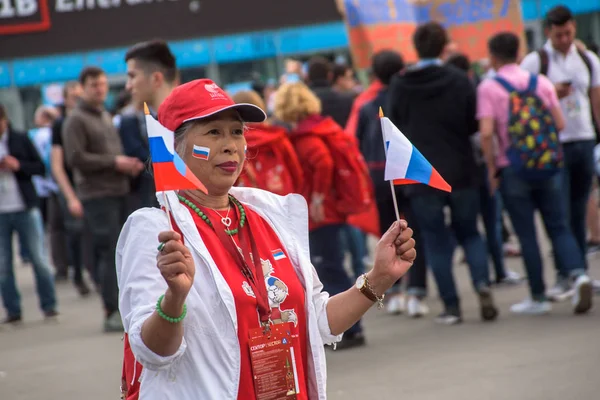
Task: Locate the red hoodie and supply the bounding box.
[237,122,304,196]
[344,80,384,137]
[290,115,346,231]
[344,82,383,237]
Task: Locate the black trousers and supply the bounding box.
[375,183,428,297]
[83,196,128,315]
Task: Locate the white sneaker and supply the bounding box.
[547,279,574,302]
[510,299,552,315]
[386,294,405,315]
[498,269,523,285]
[407,296,429,318]
[572,275,593,314]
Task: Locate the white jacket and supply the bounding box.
[116,188,342,400]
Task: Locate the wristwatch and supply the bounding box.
[356,274,385,309]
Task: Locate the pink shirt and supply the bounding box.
[476,64,560,168]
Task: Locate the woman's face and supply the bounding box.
[182,109,246,195]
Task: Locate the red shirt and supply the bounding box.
[192,201,309,400]
[122,333,141,400]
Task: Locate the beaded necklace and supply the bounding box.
[177,194,246,235]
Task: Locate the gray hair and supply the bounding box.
[173,115,248,157]
[174,121,195,157]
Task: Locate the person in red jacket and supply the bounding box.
[345,73,383,138]
[231,90,304,196]
[272,81,366,349]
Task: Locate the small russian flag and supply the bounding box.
[272,249,286,260]
[144,103,206,193]
[192,145,210,160]
[380,108,451,192]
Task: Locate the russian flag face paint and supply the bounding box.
[192,145,210,160]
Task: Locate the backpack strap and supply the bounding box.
[494,76,517,93]
[537,49,549,76]
[527,74,538,93]
[576,47,593,83]
[576,47,596,140]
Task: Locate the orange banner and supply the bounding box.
[340,0,525,68]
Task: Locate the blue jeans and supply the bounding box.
[411,188,489,309]
[310,224,361,335]
[340,225,366,278]
[17,208,43,262]
[479,166,506,281]
[18,233,29,261]
[0,208,57,317]
[560,140,595,270]
[500,167,585,300]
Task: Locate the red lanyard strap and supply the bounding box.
[206,209,272,325]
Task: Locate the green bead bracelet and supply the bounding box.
[156,294,187,324]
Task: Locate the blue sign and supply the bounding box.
[521,0,600,19]
[12,54,85,86]
[278,22,348,55]
[213,32,276,63]
[86,48,128,75]
[224,81,253,95]
[170,39,211,68]
[0,63,10,88]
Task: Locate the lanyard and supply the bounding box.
[205,207,272,326]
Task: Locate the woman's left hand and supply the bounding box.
[371,220,416,286]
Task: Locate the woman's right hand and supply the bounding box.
[157,231,195,300]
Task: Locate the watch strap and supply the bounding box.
[358,274,385,309]
[359,282,378,302]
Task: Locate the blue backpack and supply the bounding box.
[494,74,563,179]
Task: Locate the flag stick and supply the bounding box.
[161,192,174,230]
[389,181,401,221]
[380,107,401,222]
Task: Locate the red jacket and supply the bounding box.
[344,80,384,137]
[237,123,304,196]
[290,115,346,231]
[245,122,286,147]
[344,81,383,237]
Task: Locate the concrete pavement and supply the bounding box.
[1,249,599,399]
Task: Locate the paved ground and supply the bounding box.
[1,244,599,399]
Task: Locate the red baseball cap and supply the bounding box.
[158,79,267,131]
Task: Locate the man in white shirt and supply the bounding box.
[521,5,600,298]
[0,104,58,324]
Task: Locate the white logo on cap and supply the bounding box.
[205,83,226,100]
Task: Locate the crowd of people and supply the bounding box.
[0,4,599,359]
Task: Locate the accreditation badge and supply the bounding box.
[248,322,299,400]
